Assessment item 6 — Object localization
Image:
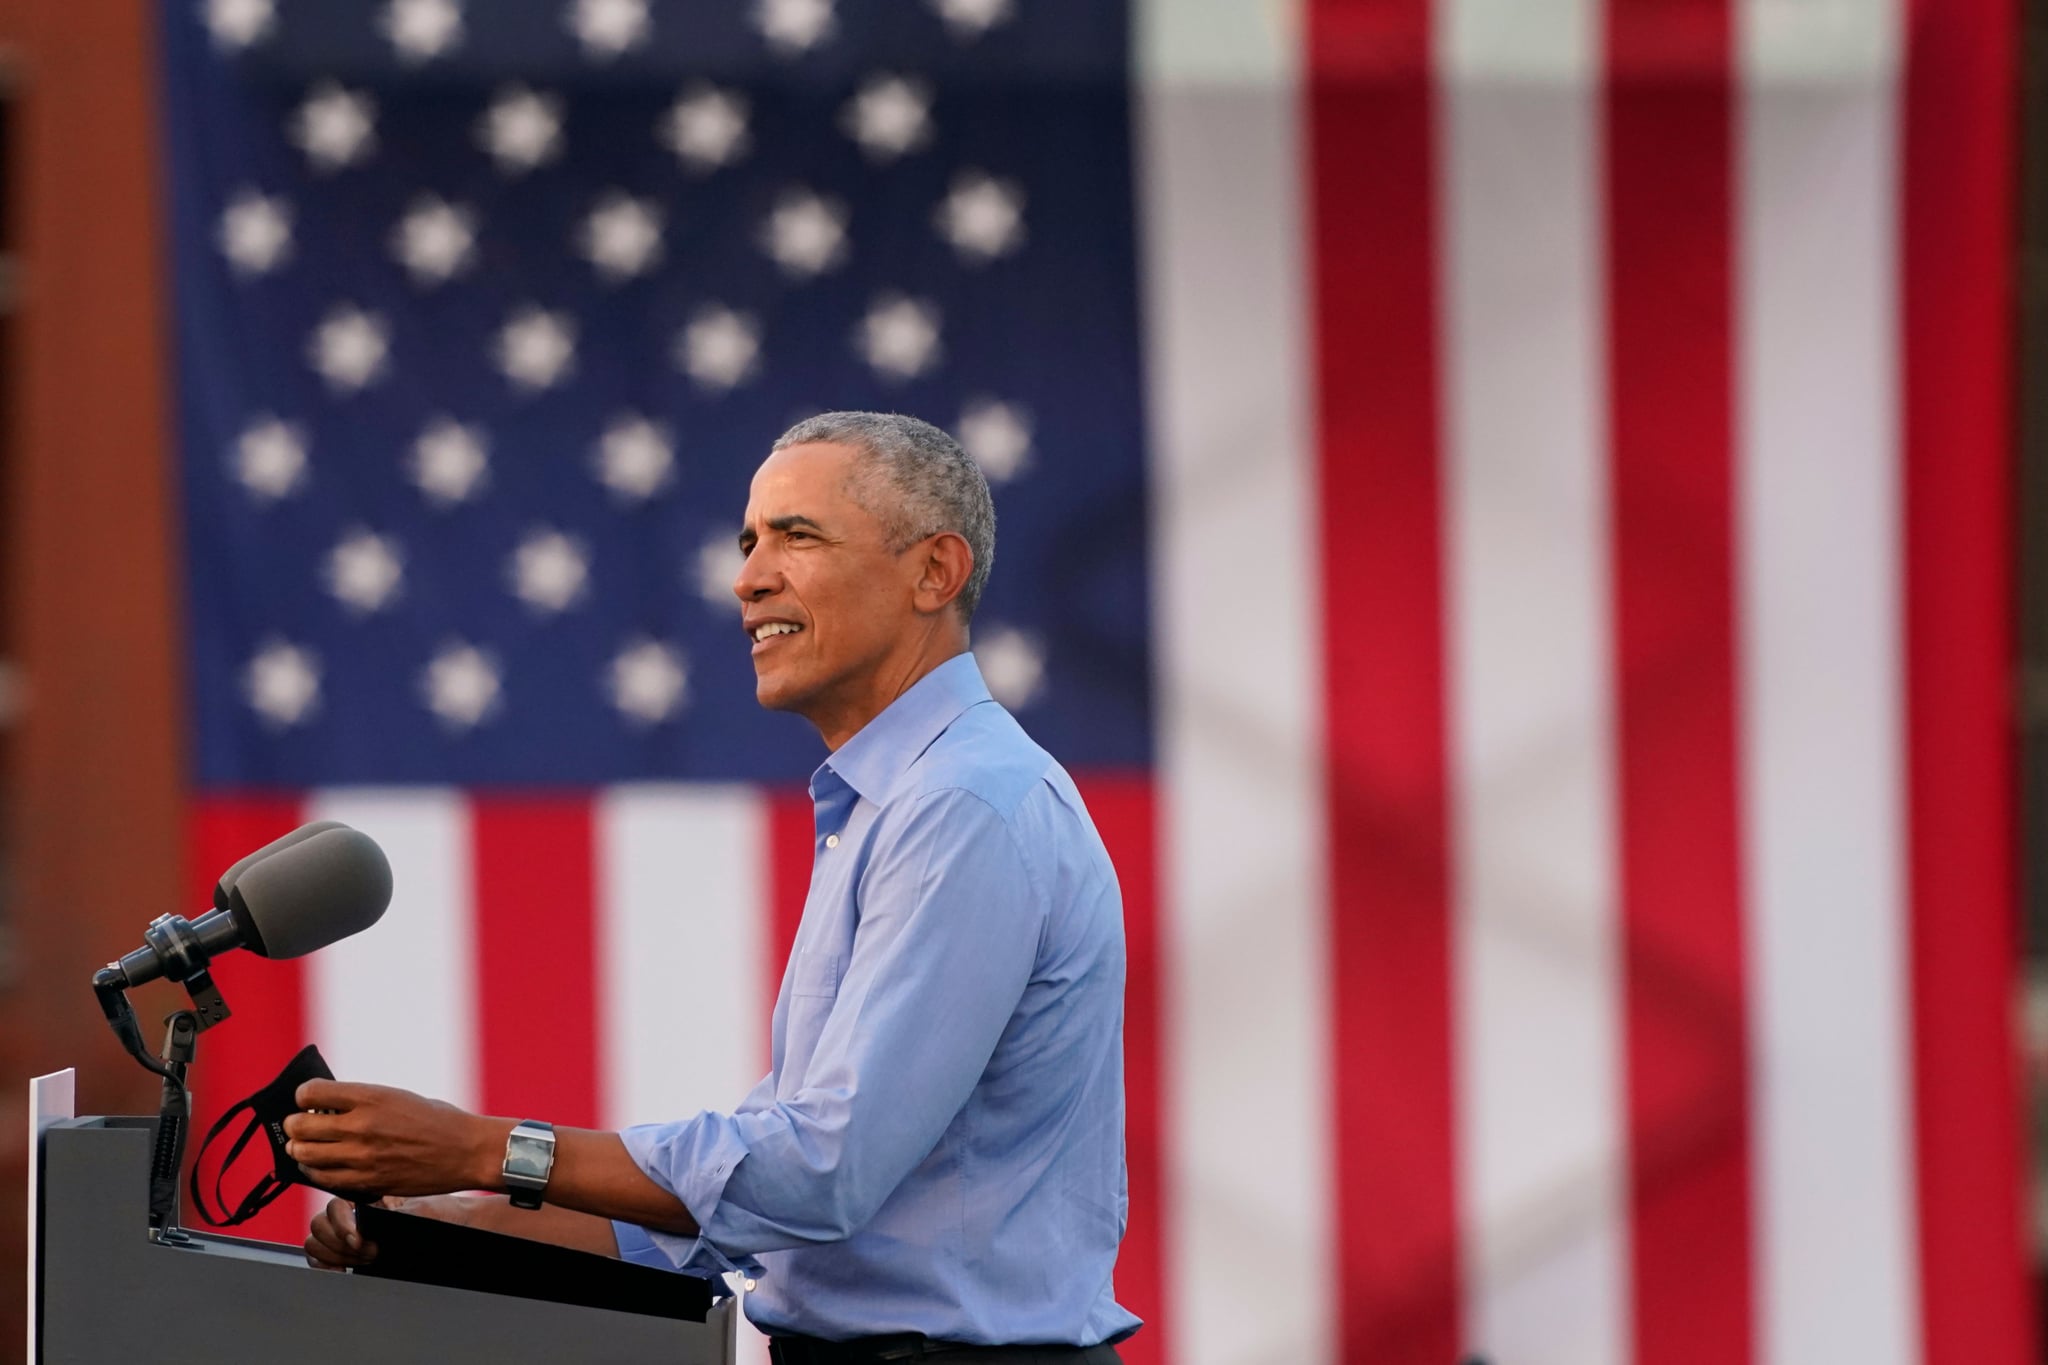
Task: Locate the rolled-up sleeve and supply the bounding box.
[613,788,1043,1273]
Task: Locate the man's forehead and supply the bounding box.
[744,441,860,521]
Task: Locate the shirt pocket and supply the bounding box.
[790,948,844,999]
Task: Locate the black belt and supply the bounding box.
[767,1334,1118,1364]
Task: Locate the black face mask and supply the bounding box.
[189,1043,338,1227]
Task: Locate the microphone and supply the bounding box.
[213,819,345,908]
[105,823,393,989]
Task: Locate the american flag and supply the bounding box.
[162,1,2031,1364]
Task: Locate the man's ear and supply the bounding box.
[911,532,974,616]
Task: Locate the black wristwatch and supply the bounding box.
[502,1120,556,1210]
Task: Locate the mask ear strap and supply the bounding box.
[187,1096,261,1227]
[230,1172,287,1227]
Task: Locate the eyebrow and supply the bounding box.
[737,514,827,551]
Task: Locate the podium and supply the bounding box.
[33,1114,736,1364]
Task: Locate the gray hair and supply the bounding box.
[772,411,996,622]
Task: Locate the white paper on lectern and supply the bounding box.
[27,1069,76,1365]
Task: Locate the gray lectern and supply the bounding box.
[34,1115,736,1364]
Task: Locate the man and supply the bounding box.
[288,412,1139,1363]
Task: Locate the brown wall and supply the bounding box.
[0,1,189,1356]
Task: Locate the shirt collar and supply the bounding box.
[815,652,991,804]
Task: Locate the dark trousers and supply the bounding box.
[766,1336,1123,1364]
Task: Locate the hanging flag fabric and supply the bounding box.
[154,2,2031,1363]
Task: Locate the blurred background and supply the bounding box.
[0,1,2039,1363]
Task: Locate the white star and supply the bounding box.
[676,305,761,392]
[291,83,377,171]
[509,528,590,613]
[324,529,405,614]
[234,417,309,501]
[659,85,750,173]
[245,639,321,728]
[218,189,292,276]
[390,194,476,286]
[693,534,745,612]
[608,638,689,725]
[936,170,1026,262]
[308,304,390,392]
[755,0,835,54]
[974,625,1045,709]
[565,0,650,57]
[410,417,490,506]
[855,294,942,382]
[760,188,847,278]
[578,192,664,282]
[593,414,674,502]
[380,0,463,61]
[421,641,500,730]
[957,398,1032,482]
[477,85,564,175]
[495,307,577,392]
[841,74,932,162]
[931,0,1013,40]
[204,0,275,50]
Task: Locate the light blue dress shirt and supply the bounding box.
[611,653,1140,1347]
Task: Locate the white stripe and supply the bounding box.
[1439,2,1626,1362]
[304,789,476,1108]
[1137,2,1333,1362]
[1745,0,1900,83]
[1738,5,1917,1362]
[598,784,772,1365]
[597,784,769,1129]
[1135,0,1296,82]
[1442,0,1588,80]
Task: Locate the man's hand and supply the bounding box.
[304,1194,475,1271]
[284,1080,698,1244]
[284,1080,507,1198]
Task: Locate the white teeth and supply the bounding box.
[752,622,801,642]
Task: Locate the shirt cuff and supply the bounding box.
[618,1116,766,1280]
[610,1222,736,1295]
[610,1221,675,1270]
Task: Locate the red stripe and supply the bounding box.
[1306,7,1460,1362]
[1901,1,2036,1360]
[1073,775,1164,1365]
[186,796,310,1247]
[471,797,599,1127]
[1604,6,1755,1363]
[766,786,815,1065]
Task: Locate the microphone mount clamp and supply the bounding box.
[91,919,239,1246]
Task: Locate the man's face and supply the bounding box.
[734,441,925,724]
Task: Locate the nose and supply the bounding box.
[733,541,777,603]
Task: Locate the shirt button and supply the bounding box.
[825,834,839,848]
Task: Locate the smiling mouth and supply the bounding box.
[750,622,803,649]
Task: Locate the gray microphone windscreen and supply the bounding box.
[228,827,393,959]
[213,820,347,909]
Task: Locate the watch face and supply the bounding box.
[505,1130,554,1182]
